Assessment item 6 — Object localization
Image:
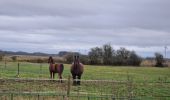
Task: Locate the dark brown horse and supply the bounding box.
[48,56,64,81]
[71,55,84,85]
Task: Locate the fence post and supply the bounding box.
[11,94,13,100]
[88,96,90,100]
[37,94,40,100]
[127,74,133,100]
[17,62,20,77]
[4,59,6,69]
[39,63,42,78]
[67,75,71,96]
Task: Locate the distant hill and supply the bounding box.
[0,50,80,57]
[58,51,80,57]
[0,50,57,56]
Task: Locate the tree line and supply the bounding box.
[88,44,142,66]
[0,44,167,67]
[65,44,142,66]
[64,44,166,67]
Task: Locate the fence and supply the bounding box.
[0,78,170,100]
[0,62,170,100]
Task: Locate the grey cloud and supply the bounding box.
[0,0,170,57]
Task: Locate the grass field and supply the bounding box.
[0,61,170,100]
[0,62,170,81]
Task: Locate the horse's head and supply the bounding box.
[48,56,54,64]
[74,55,80,63]
[73,55,80,68]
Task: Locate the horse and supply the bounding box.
[71,55,84,85]
[48,56,64,81]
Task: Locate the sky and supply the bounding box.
[0,0,170,58]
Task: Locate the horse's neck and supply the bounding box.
[50,63,55,66]
[74,60,80,64]
[73,61,80,69]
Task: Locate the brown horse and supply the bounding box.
[71,55,84,85]
[48,56,64,81]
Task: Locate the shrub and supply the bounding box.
[11,56,17,62]
[155,52,164,67]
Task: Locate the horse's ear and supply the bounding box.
[74,56,76,59]
[77,55,79,59]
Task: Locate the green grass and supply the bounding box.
[0,62,170,99]
[0,62,170,82]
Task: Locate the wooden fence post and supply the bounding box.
[127,74,133,100]
[17,62,20,77]
[88,96,90,100]
[67,75,71,96]
[4,59,6,69]
[37,94,40,100]
[39,63,42,78]
[11,94,13,100]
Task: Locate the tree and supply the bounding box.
[127,51,142,66]
[79,55,89,65]
[116,48,130,65]
[88,47,103,64]
[155,52,164,67]
[64,53,74,63]
[102,44,114,65]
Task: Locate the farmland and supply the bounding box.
[0,61,170,100]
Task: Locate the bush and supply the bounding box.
[155,52,164,67]
[127,51,142,66]
[11,56,17,61]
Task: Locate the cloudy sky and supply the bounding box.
[0,0,170,57]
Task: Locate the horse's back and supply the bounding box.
[59,64,64,73]
[49,63,64,73]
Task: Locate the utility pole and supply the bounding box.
[164,46,168,59]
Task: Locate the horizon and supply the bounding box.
[0,0,170,58]
[1,47,169,58]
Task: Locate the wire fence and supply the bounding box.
[0,62,170,100]
[0,78,170,100]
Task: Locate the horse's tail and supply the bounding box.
[60,64,64,73]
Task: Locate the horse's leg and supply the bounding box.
[72,74,76,86]
[50,72,52,79]
[53,73,55,79]
[58,73,62,83]
[77,75,81,85]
